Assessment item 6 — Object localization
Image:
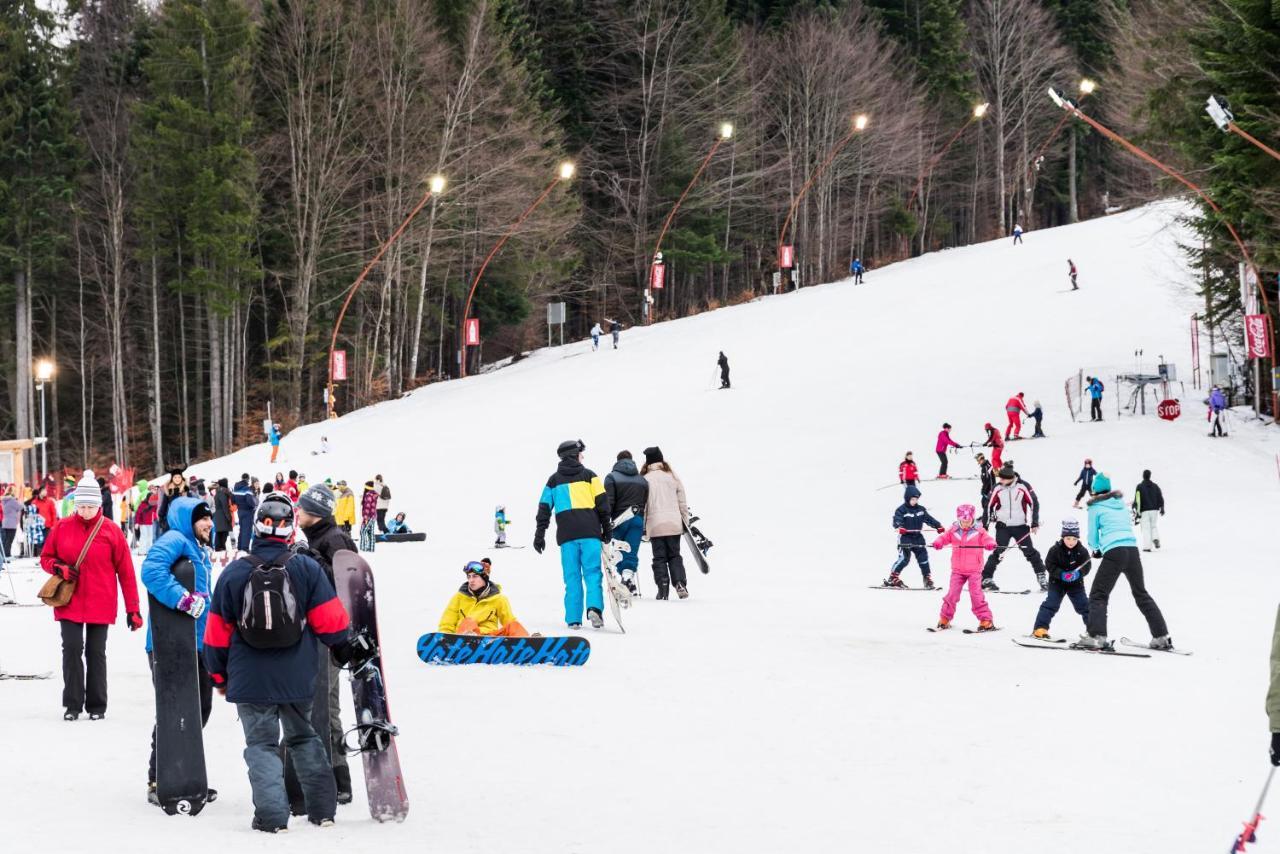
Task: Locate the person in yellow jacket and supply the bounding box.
[333,480,356,536]
[438,560,530,637]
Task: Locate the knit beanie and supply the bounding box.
[557,439,585,459]
[298,484,337,520]
[997,465,1016,480]
[643,446,664,466]
[1060,518,1080,537]
[1091,472,1112,494]
[73,470,102,507]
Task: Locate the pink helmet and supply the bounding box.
[956,504,976,522]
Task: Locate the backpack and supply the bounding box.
[238,555,305,649]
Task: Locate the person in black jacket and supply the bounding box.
[534,440,612,629]
[882,485,944,589]
[212,478,233,558]
[717,351,730,389]
[1031,519,1091,638]
[604,450,649,594]
[156,469,188,536]
[230,474,256,554]
[1072,458,1096,508]
[1133,470,1165,551]
[975,453,994,528]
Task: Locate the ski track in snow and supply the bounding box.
[3,200,1279,852]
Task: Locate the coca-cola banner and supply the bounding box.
[1245,314,1271,359]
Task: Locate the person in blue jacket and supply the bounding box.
[1086,376,1105,421]
[882,485,944,589]
[268,422,282,463]
[534,439,612,629]
[230,474,257,554]
[1072,458,1096,507]
[850,257,865,285]
[141,496,215,806]
[1077,472,1172,650]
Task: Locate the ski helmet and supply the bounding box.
[254,493,296,540]
[956,504,976,522]
[495,504,505,513]
[557,439,585,459]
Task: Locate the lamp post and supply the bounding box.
[326,173,446,419]
[34,359,54,484]
[905,102,988,243]
[1207,95,1280,163]
[459,161,575,378]
[778,113,868,287]
[647,122,734,324]
[1024,79,1096,221]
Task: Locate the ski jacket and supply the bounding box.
[932,524,996,573]
[40,509,139,626]
[643,467,688,538]
[1210,388,1227,412]
[438,581,518,635]
[30,496,58,530]
[898,460,919,483]
[203,540,350,704]
[361,488,378,521]
[610,320,621,334]
[494,510,509,534]
[605,459,649,519]
[935,430,961,454]
[1005,395,1029,415]
[1087,379,1104,400]
[1,495,22,530]
[231,479,256,520]
[376,479,391,510]
[157,485,188,537]
[987,478,1039,528]
[1073,466,1096,490]
[269,425,280,447]
[978,461,995,497]
[386,518,410,534]
[298,517,357,585]
[851,260,864,274]
[893,489,941,544]
[213,489,233,531]
[983,427,1004,450]
[536,459,611,546]
[283,480,300,503]
[135,493,159,526]
[1086,491,1137,553]
[1133,479,1164,513]
[142,497,213,653]
[1044,540,1091,584]
[590,324,602,338]
[334,489,356,528]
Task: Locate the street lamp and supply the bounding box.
[1207,94,1280,163]
[34,359,54,484]
[459,161,577,377]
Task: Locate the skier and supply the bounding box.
[604,450,649,594]
[1132,470,1164,551]
[850,257,865,285]
[718,351,730,389]
[590,322,603,351]
[334,480,356,537]
[641,446,689,600]
[974,452,994,528]
[1072,458,1096,508]
[1012,223,1024,244]
[931,503,997,631]
[40,470,142,721]
[212,478,233,559]
[1030,399,1045,437]
[359,480,378,552]
[980,465,1046,592]
[608,318,622,349]
[294,484,356,806]
[1031,519,1091,638]
[231,474,257,554]
[1004,392,1030,440]
[982,422,1005,470]
[493,505,511,547]
[1086,376,1105,421]
[141,496,215,807]
[882,485,944,589]
[1209,385,1228,436]
[898,451,920,487]
[1068,259,1078,290]
[533,440,612,628]
[269,422,281,463]
[374,475,391,533]
[1077,472,1172,650]
[203,494,364,833]
[438,560,530,637]
[935,423,962,478]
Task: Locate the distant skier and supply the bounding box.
[981,464,1046,592]
[608,318,621,349]
[935,423,961,478]
[1004,392,1030,440]
[932,503,997,631]
[718,351,730,389]
[974,452,994,527]
[1132,470,1164,551]
[494,505,510,548]
[534,440,612,629]
[1068,259,1078,290]
[1086,376,1105,421]
[1030,400,1045,437]
[269,422,281,463]
[438,560,529,638]
[882,485,944,590]
[982,422,1004,470]
[1208,385,1227,436]
[898,451,919,487]
[590,322,603,351]
[604,450,649,595]
[850,257,864,285]
[1072,458,1096,508]
[1030,519,1091,638]
[1012,223,1024,245]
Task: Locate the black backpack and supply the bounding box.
[238,555,305,649]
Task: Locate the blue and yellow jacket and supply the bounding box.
[536,459,612,546]
[142,497,213,653]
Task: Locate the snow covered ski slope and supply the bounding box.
[4,200,1280,852]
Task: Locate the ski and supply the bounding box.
[869,585,941,592]
[0,670,52,680]
[1120,637,1192,656]
[962,627,1002,634]
[988,589,1033,595]
[1011,637,1151,657]
[1021,635,1067,644]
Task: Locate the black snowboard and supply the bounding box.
[333,550,408,823]
[378,532,425,543]
[150,558,208,816]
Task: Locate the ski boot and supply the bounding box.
[936,474,950,480]
[334,766,353,805]
[1149,635,1174,650]
[980,578,999,592]
[922,575,937,590]
[587,608,604,629]
[621,569,638,595]
[1154,539,1160,549]
[882,573,906,589]
[1035,571,1048,591]
[675,583,689,599]
[147,782,159,807]
[1075,633,1110,650]
[655,586,669,601]
[935,618,951,631]
[976,620,997,632]
[1032,628,1050,639]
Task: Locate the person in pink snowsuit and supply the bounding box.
[932,504,997,630]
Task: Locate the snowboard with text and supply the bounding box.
[417,632,591,666]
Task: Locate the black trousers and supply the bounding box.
[376,508,388,533]
[213,530,229,552]
[651,535,687,592]
[720,368,730,389]
[61,621,109,715]
[147,651,214,783]
[0,527,15,558]
[1090,398,1103,420]
[1086,546,1167,638]
[982,524,1045,580]
[936,451,948,476]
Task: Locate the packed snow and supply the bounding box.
[3,200,1279,852]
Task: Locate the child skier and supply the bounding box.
[932,504,997,631]
[882,485,944,589]
[898,452,919,487]
[1031,519,1091,638]
[494,505,510,547]
[1030,400,1045,437]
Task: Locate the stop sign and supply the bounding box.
[1157,399,1181,421]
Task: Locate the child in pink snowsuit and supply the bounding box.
[932,504,997,630]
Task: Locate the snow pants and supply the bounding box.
[61,621,109,715]
[238,701,335,827]
[359,518,377,552]
[989,445,1003,470]
[981,524,1044,581]
[236,513,254,552]
[613,514,645,573]
[1005,411,1022,439]
[456,617,530,638]
[890,541,931,579]
[1211,411,1226,436]
[270,444,279,463]
[940,568,991,622]
[1139,511,1161,549]
[936,450,949,477]
[1086,546,1167,639]
[650,534,687,595]
[1032,414,1044,437]
[1090,398,1103,421]
[559,537,604,625]
[1033,580,1089,631]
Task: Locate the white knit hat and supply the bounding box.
[73,469,102,507]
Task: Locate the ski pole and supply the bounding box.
[1231,766,1275,853]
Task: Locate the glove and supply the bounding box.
[533,532,546,554]
[1159,509,1165,516]
[601,529,613,544]
[1271,733,1280,767]
[897,527,909,535]
[332,633,376,669]
[55,561,78,582]
[935,527,945,534]
[1091,550,1102,559]
[176,591,209,619]
[932,540,943,550]
[127,611,143,631]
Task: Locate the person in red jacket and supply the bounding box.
[27,485,58,556]
[898,452,919,486]
[1005,392,1030,440]
[40,470,141,721]
[935,423,962,478]
[983,423,1004,470]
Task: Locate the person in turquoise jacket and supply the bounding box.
[1078,472,1172,651]
[140,496,216,804]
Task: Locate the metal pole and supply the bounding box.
[649,135,728,322]
[38,382,47,484]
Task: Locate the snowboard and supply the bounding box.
[333,550,409,823]
[377,532,425,543]
[416,632,591,666]
[149,558,209,816]
[600,541,629,633]
[683,514,711,575]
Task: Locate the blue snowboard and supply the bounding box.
[416,633,590,667]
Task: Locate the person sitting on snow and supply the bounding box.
[438,560,529,637]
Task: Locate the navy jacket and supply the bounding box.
[893,487,941,544]
[231,479,257,520]
[604,459,649,520]
[1045,540,1091,583]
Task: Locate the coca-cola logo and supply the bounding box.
[1245,314,1270,359]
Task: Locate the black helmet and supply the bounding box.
[557,439,585,459]
[254,493,296,539]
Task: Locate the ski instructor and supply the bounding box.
[534,439,612,629]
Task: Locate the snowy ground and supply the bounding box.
[4,200,1280,852]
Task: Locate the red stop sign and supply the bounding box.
[1157,399,1180,421]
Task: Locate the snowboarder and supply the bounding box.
[1077,472,1172,650]
[378,512,412,540]
[604,450,649,594]
[438,560,530,637]
[269,422,281,463]
[974,452,994,528]
[882,485,944,589]
[231,474,257,554]
[935,423,961,478]
[203,494,364,833]
[608,318,622,349]
[1072,458,1096,508]
[1132,470,1164,551]
[718,351,731,389]
[641,446,689,600]
[494,505,510,547]
[590,322,603,351]
[981,465,1047,592]
[374,475,391,533]
[533,440,612,629]
[1030,400,1045,437]
[334,480,356,537]
[982,422,1005,470]
[359,481,378,552]
[1086,376,1105,421]
[932,503,997,631]
[141,496,215,807]
[1068,259,1078,290]
[850,257,864,284]
[40,470,142,721]
[1012,223,1024,244]
[1209,385,1228,436]
[898,451,920,487]
[1030,519,1091,638]
[1005,392,1030,440]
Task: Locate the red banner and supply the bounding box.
[465,317,480,347]
[330,349,348,382]
[779,245,794,269]
[1245,314,1271,359]
[650,262,665,290]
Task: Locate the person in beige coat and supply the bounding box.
[641,446,689,600]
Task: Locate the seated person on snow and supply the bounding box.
[376,512,412,542]
[438,560,529,637]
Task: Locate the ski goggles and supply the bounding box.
[463,561,487,576]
